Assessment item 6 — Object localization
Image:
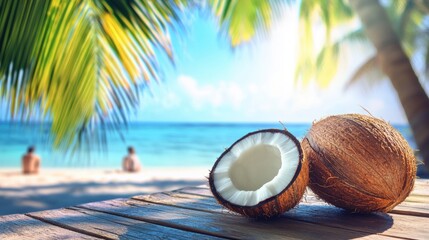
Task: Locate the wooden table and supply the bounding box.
[1,180,428,239]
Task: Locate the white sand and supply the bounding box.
[0,167,210,216]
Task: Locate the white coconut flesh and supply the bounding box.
[212,131,300,206]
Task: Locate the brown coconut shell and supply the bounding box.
[209,129,309,218]
[302,114,416,213]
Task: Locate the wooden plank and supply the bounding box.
[287,204,429,240]
[389,202,429,217]
[175,186,213,197]
[415,179,429,184]
[133,191,429,240]
[0,214,97,240]
[177,186,429,217]
[299,191,429,218]
[78,198,391,239]
[404,194,429,204]
[134,192,228,214]
[414,179,429,195]
[28,207,221,240]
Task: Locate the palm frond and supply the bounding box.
[344,55,384,89]
[0,0,186,151]
[295,0,357,87]
[0,0,51,118]
[209,0,286,46]
[294,0,428,87]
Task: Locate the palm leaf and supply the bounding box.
[295,0,428,87]
[0,0,186,151]
[0,0,51,118]
[209,0,286,46]
[344,55,384,89]
[295,0,356,87]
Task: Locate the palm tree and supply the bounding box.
[295,0,429,172]
[0,0,187,151]
[350,0,429,171]
[209,0,429,171]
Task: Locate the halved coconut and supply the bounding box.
[209,129,309,218]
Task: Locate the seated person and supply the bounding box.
[123,146,141,172]
[22,146,41,174]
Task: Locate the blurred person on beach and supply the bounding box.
[123,146,141,172]
[22,146,41,174]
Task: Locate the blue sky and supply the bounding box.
[134,8,417,124]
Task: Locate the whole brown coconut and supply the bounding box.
[209,129,309,218]
[302,114,416,213]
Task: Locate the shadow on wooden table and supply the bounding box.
[67,189,395,239]
[280,204,394,237]
[0,179,205,216]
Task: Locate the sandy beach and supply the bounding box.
[0,167,209,216]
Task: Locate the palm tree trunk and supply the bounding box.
[349,0,429,173]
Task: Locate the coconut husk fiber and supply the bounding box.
[302,114,416,213]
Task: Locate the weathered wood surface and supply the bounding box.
[78,199,390,239]
[178,185,429,213]
[28,207,221,240]
[175,185,429,218]
[0,214,98,239]
[0,179,428,239]
[413,179,429,196]
[133,189,429,239]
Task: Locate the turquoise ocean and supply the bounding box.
[0,122,415,168]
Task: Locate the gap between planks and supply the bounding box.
[175,185,429,218]
[75,203,236,239]
[0,214,98,240]
[27,206,225,240]
[25,213,108,239]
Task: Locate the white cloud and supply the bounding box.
[177,75,244,109]
[139,82,181,111]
